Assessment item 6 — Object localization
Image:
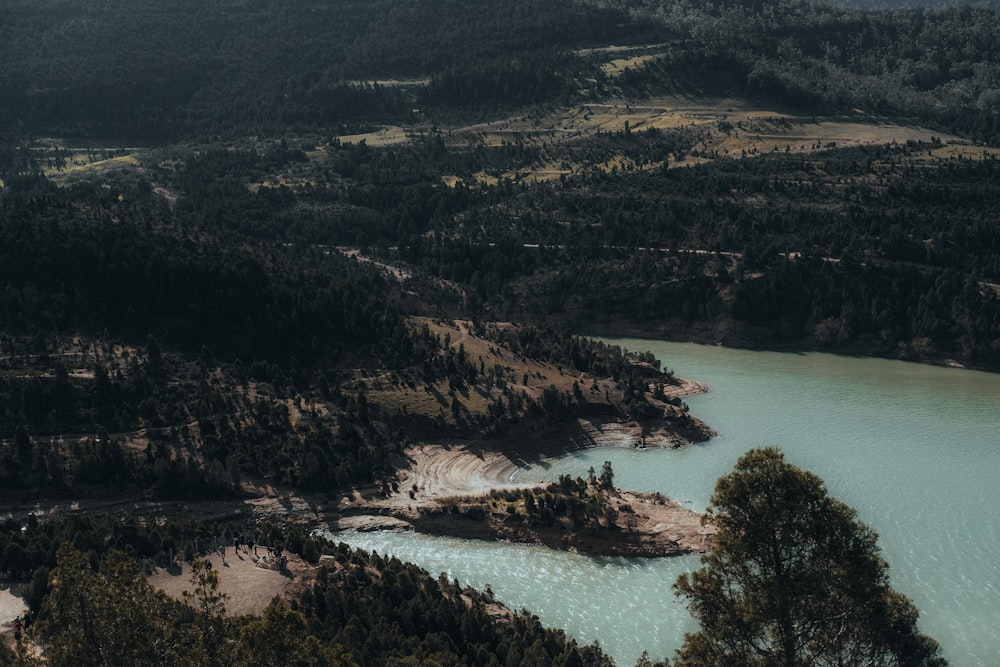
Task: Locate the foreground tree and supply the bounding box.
[673,448,946,667]
[41,547,182,667]
[38,548,355,667]
[181,559,232,666]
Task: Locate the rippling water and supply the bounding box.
[327,342,1000,666]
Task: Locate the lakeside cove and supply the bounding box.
[334,374,717,558]
[336,436,716,558]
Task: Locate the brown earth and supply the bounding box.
[148,548,515,626]
[417,94,1000,185]
[148,547,320,617]
[336,375,716,559]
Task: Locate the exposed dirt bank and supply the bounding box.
[149,546,316,617]
[334,377,716,557]
[335,427,714,557]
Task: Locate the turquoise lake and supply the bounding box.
[328,341,1000,666]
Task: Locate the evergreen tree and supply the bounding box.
[673,448,946,667]
[181,559,232,666]
[41,547,182,667]
[234,601,354,667]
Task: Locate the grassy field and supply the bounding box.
[447,95,1000,184]
[23,89,998,217]
[33,141,142,185]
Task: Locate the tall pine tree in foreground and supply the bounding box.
[674,447,946,667]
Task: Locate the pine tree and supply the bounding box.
[673,448,946,667]
[41,547,181,667]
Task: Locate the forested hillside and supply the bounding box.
[0,0,662,139]
[0,176,674,495]
[3,0,1000,142]
[606,0,1000,143]
[1,0,996,663]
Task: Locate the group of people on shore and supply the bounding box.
[214,532,260,565]
[234,533,257,556]
[212,533,288,569]
[9,610,31,641]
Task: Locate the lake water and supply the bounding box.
[326,341,1000,666]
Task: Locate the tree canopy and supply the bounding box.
[673,447,945,667]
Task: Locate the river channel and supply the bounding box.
[327,341,1000,666]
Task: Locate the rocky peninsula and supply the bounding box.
[335,376,717,558]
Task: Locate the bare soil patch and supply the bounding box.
[336,125,410,147]
[337,393,715,556]
[148,547,312,617]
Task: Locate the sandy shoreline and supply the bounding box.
[334,416,716,556]
[343,412,708,518]
[335,375,715,552]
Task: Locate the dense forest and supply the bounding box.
[1,0,995,662]
[396,141,1000,365]
[0,0,663,139]
[3,0,1000,141]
